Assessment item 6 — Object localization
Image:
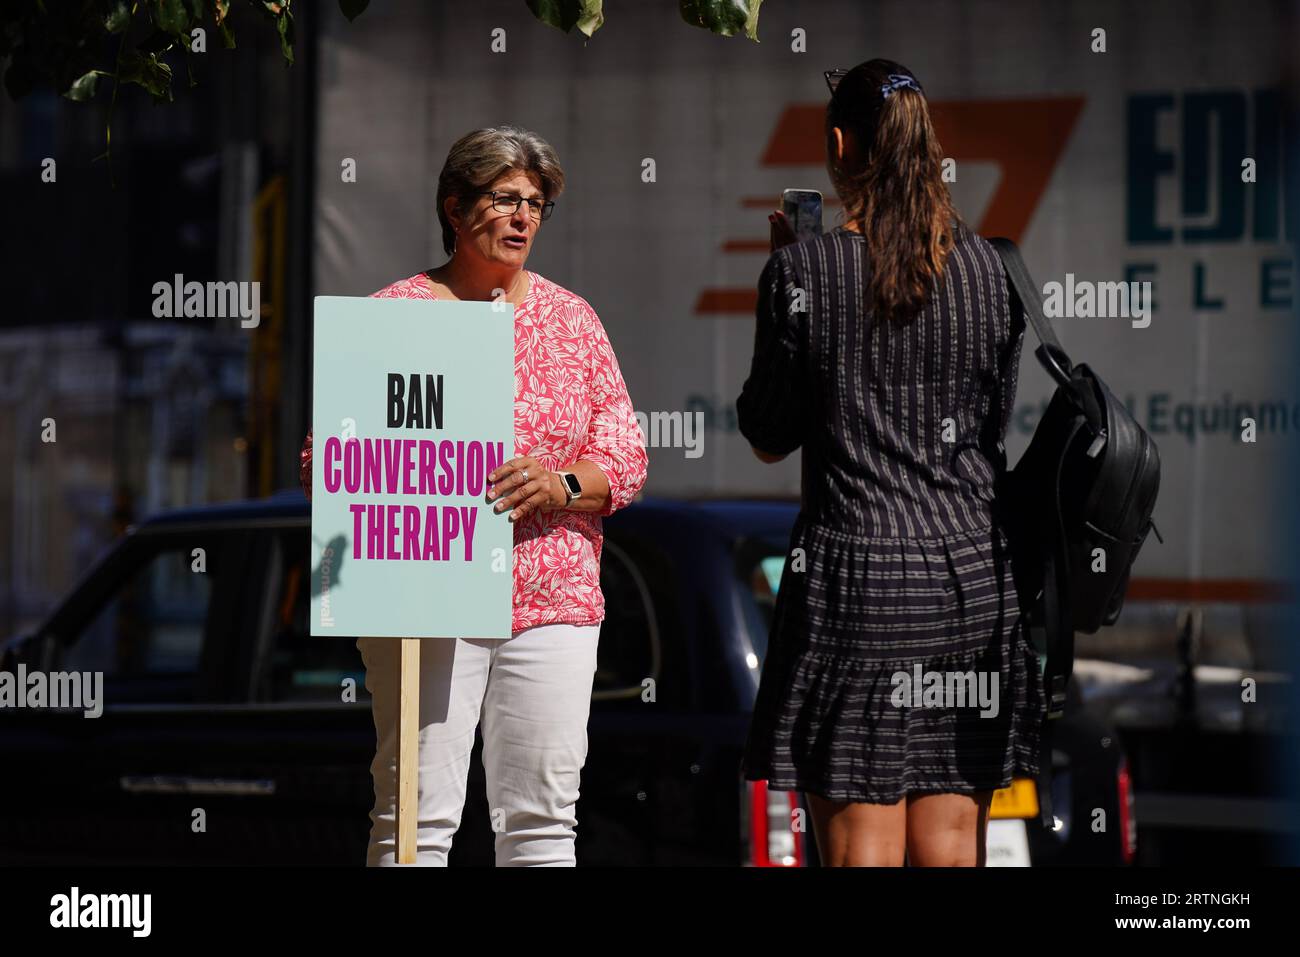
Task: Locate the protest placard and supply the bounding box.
[309,296,514,639]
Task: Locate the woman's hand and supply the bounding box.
[486,455,567,521]
[769,209,797,252]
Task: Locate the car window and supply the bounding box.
[252,529,369,703]
[592,529,695,709]
[734,537,792,666]
[593,539,657,699]
[60,536,216,702]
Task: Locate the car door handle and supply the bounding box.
[119,775,276,796]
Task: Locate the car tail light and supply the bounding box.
[1117,756,1137,864]
[746,780,806,867]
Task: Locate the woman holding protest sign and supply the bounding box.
[300,126,647,866]
[737,60,1047,866]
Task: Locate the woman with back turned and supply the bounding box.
[737,59,1046,866]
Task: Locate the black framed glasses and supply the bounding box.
[479,190,555,221]
[824,69,847,96]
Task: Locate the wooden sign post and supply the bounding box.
[398,638,420,864]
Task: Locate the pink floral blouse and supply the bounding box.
[299,270,648,632]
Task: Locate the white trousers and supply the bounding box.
[356,622,601,866]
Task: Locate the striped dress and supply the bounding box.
[737,220,1047,802]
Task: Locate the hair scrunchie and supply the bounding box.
[880,73,922,98]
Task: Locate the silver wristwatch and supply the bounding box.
[558,471,582,505]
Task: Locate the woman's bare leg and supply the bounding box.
[806,792,907,866]
[904,791,993,866]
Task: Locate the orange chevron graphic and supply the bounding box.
[696,96,1086,315]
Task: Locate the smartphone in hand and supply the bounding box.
[781,188,823,242]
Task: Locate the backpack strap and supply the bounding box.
[1035,688,1055,830]
[988,237,1074,390]
[1044,416,1081,723]
[988,236,1080,831]
[1034,418,1082,829]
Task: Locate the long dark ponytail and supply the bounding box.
[826,59,958,324]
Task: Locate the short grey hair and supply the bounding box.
[435,126,566,255]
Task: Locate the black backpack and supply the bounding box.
[989,237,1163,829]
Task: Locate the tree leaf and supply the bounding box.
[63,70,101,101]
[338,0,369,22]
[526,0,604,37]
[154,0,191,35]
[573,0,604,37]
[276,9,294,65]
[679,0,762,40]
[119,50,174,102]
[105,1,132,34]
[138,29,179,54]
